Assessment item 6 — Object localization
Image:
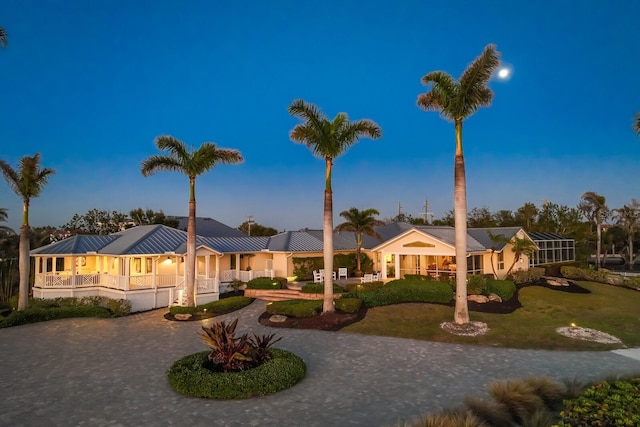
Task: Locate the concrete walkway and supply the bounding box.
[1,300,639,427]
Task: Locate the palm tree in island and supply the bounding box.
[579,191,608,270]
[335,207,383,275]
[614,199,639,270]
[141,136,244,307]
[0,154,55,310]
[633,112,640,136]
[417,44,500,325]
[288,99,382,313]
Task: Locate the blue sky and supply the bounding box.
[1,1,639,233]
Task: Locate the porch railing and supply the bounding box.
[221,269,274,283]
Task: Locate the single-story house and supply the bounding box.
[30,220,537,312]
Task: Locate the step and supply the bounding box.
[244,289,341,301]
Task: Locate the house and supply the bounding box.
[527,231,576,267]
[30,221,537,312]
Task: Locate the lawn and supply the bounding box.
[342,281,640,351]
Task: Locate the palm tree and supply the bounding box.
[505,236,538,276]
[615,199,639,270]
[633,112,640,136]
[580,191,608,269]
[0,26,7,48]
[0,154,55,310]
[141,136,243,307]
[487,231,508,279]
[288,99,382,313]
[417,44,500,325]
[335,207,383,274]
[0,208,14,235]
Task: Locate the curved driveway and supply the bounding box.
[1,300,639,427]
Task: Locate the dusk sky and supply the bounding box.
[1,1,639,234]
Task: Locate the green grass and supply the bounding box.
[342,281,640,351]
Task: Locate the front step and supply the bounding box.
[244,289,342,302]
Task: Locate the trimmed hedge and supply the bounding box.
[246,277,282,290]
[343,279,453,308]
[511,267,545,285]
[0,306,112,328]
[466,275,487,295]
[266,300,322,317]
[335,297,362,313]
[485,279,516,301]
[344,281,384,293]
[167,348,306,399]
[169,296,253,315]
[300,283,344,294]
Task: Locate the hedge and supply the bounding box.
[0,306,112,328]
[167,349,306,399]
[246,277,282,290]
[485,279,516,301]
[300,283,344,294]
[343,279,453,308]
[169,296,253,315]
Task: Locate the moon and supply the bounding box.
[498,68,510,79]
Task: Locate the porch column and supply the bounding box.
[152,257,157,289]
[123,257,130,291]
[394,253,400,279]
[381,251,387,279]
[71,256,77,287]
[215,255,220,293]
[235,254,240,279]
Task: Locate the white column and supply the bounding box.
[381,252,387,279]
[394,253,400,279]
[124,257,130,291]
[151,257,157,289]
[215,255,220,293]
[235,254,240,279]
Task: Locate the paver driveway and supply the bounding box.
[1,300,639,427]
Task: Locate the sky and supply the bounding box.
[1,1,639,233]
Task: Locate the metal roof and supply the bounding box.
[172,216,246,237]
[528,231,574,241]
[467,227,523,251]
[203,236,270,253]
[30,235,118,255]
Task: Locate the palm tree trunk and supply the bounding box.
[186,176,197,306]
[18,224,30,311]
[323,158,334,313]
[453,119,469,325]
[356,233,362,273]
[595,222,602,270]
[629,234,634,271]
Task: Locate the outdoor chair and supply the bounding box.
[361,273,374,283]
[338,267,348,280]
[319,269,336,280]
[313,270,322,283]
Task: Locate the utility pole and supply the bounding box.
[419,198,434,224]
[246,215,254,236]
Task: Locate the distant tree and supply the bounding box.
[129,208,178,228]
[289,99,381,313]
[633,112,640,136]
[417,44,500,325]
[614,199,639,270]
[237,221,278,236]
[0,153,55,310]
[468,206,496,228]
[515,202,539,230]
[141,136,243,307]
[335,207,383,274]
[0,208,14,235]
[505,236,538,276]
[0,26,7,48]
[579,191,608,269]
[494,209,517,227]
[432,210,455,226]
[62,209,129,234]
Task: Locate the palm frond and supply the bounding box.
[633,112,640,136]
[418,71,459,120]
[458,44,500,117]
[140,155,184,176]
[155,135,189,159]
[1,154,55,199]
[0,160,21,195]
[0,27,7,48]
[288,99,325,135]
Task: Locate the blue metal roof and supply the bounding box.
[30,235,118,255]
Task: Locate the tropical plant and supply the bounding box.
[505,236,538,276]
[0,208,14,235]
[579,191,608,269]
[288,99,381,313]
[417,44,500,324]
[335,207,383,274]
[0,26,7,48]
[141,136,243,306]
[633,112,640,136]
[487,231,508,279]
[614,199,639,270]
[0,154,55,311]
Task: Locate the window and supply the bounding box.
[497,252,504,270]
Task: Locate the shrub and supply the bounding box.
[335,298,362,313]
[466,274,487,295]
[560,266,587,280]
[300,283,343,294]
[558,378,640,426]
[106,299,131,317]
[344,281,384,293]
[272,276,288,288]
[0,306,111,328]
[167,348,306,399]
[404,274,430,281]
[511,267,545,285]
[343,279,453,308]
[485,280,516,301]
[169,296,253,315]
[266,299,322,318]
[246,277,282,290]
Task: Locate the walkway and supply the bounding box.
[1,301,639,427]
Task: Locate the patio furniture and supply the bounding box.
[338,268,348,280]
[313,270,322,283]
[319,269,336,280]
[361,273,374,283]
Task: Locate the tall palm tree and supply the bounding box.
[505,236,538,276]
[335,207,383,274]
[417,44,500,325]
[633,112,640,136]
[580,191,608,269]
[141,136,243,307]
[0,26,7,48]
[615,199,639,270]
[0,154,55,310]
[288,99,382,313]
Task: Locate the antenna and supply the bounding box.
[398,202,402,217]
[419,198,434,224]
[246,215,255,236]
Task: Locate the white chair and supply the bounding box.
[372,272,380,281]
[361,273,373,283]
[338,267,348,280]
[313,270,322,283]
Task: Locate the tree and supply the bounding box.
[237,221,278,236]
[141,136,243,306]
[0,208,15,236]
[487,231,508,279]
[417,44,500,325]
[468,206,496,228]
[129,208,179,228]
[335,207,383,274]
[289,99,381,313]
[505,236,538,276]
[633,112,640,136]
[614,199,639,270]
[579,191,608,269]
[515,202,539,230]
[0,154,55,310]
[0,26,7,48]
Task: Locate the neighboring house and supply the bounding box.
[527,231,576,267]
[30,220,537,312]
[171,216,247,237]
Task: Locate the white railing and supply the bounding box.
[36,273,182,291]
[39,273,101,288]
[196,278,216,293]
[221,269,274,283]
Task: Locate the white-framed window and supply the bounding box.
[497,251,505,270]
